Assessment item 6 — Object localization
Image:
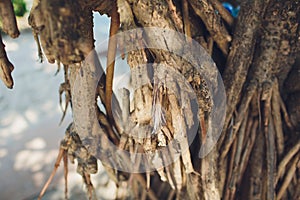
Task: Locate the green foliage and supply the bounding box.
[13,0,27,17]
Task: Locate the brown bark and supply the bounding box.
[0,0,20,88]
[0,0,20,38]
[1,0,298,199]
[0,35,14,89]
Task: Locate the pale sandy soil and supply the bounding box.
[0,10,130,199]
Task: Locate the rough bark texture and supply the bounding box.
[1,0,299,199]
[0,0,19,88]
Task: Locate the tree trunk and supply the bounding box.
[1,0,299,199]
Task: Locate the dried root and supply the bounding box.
[0,35,14,89]
[59,65,71,124]
[28,0,94,65]
[23,0,299,199]
[188,0,231,55]
[209,0,234,27]
[105,1,120,124]
[115,2,214,198]
[219,0,300,199]
[0,0,20,89]
[38,123,98,200]
[0,0,20,38]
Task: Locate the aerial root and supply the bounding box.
[0,35,15,89]
[271,79,284,156]
[224,109,248,200]
[278,94,294,130]
[182,0,191,42]
[63,152,68,199]
[0,0,20,38]
[238,119,258,185]
[188,0,231,55]
[277,154,299,200]
[261,83,275,200]
[220,77,292,199]
[59,65,71,125]
[166,0,183,31]
[83,172,96,200]
[38,148,66,200]
[209,0,234,26]
[276,140,300,184]
[220,82,256,160]
[105,1,120,124]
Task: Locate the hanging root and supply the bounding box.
[63,150,68,199]
[209,0,234,26]
[105,1,120,124]
[279,95,294,130]
[238,119,258,185]
[38,124,98,200]
[131,174,159,200]
[247,124,264,199]
[34,33,44,62]
[78,165,97,200]
[221,76,296,199]
[38,147,67,200]
[182,0,191,42]
[276,154,299,200]
[0,0,20,38]
[220,0,264,133]
[0,35,14,89]
[166,0,183,31]
[276,140,300,184]
[219,0,299,199]
[261,82,276,200]
[271,79,284,156]
[59,65,71,125]
[220,81,256,160]
[224,109,248,200]
[188,0,231,55]
[0,0,20,88]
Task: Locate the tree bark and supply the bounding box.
[1,0,299,199]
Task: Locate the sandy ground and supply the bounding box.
[0,11,130,199]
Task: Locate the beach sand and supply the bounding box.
[0,12,128,199]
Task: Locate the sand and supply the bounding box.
[0,12,129,200]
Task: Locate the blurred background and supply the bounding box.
[0,1,124,199]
